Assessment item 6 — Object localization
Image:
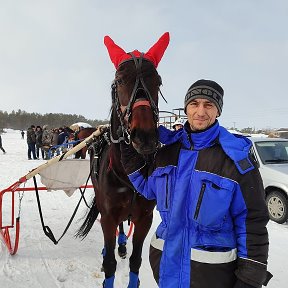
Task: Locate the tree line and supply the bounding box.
[0,109,108,131]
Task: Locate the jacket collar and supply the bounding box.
[185,121,220,150]
[159,120,220,150]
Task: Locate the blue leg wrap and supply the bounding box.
[117,233,127,245]
[127,272,139,288]
[103,275,115,288]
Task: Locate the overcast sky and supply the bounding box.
[0,0,287,129]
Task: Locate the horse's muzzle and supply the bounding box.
[131,128,158,155]
[132,141,157,155]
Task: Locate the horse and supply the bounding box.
[74,127,97,159]
[76,32,170,288]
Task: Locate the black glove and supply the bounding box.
[234,279,258,288]
[119,142,145,175]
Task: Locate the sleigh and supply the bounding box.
[0,129,102,255]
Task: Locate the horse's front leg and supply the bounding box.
[101,216,117,288]
[128,213,153,288]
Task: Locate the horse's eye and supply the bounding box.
[116,79,123,85]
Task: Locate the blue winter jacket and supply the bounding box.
[123,121,269,288]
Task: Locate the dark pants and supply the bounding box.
[0,145,5,153]
[36,145,45,159]
[28,143,37,159]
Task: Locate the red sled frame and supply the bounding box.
[0,176,93,255]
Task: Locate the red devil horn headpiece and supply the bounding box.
[104,32,170,69]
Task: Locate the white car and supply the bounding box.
[250,137,288,223]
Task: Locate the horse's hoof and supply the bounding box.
[118,244,127,259]
[118,251,127,259]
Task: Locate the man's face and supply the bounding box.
[186,98,219,131]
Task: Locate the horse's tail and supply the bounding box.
[75,196,99,239]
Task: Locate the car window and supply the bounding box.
[254,141,288,164]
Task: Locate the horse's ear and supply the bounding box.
[144,32,170,68]
[104,36,127,69]
[104,32,170,69]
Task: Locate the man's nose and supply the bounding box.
[196,104,206,115]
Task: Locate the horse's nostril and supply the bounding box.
[131,129,156,145]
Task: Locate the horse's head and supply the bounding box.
[104,32,170,155]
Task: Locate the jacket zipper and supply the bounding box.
[188,134,194,150]
[194,183,206,220]
[165,175,169,209]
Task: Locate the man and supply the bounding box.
[26,125,37,160]
[120,79,272,288]
[0,134,6,154]
[57,127,69,145]
[42,125,52,160]
[35,126,44,159]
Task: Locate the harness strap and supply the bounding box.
[33,173,90,245]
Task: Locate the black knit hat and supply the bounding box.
[184,79,224,115]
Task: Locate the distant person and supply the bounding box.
[57,127,70,153]
[42,125,52,160]
[57,127,69,145]
[26,125,37,160]
[21,130,25,139]
[0,134,6,154]
[35,126,44,159]
[50,128,60,157]
[172,117,186,131]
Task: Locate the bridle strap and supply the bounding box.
[125,53,159,122]
[110,53,159,144]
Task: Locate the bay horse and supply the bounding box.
[77,32,169,288]
[74,127,97,159]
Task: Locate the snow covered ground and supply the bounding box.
[0,129,287,287]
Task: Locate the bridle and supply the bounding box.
[110,53,160,144]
